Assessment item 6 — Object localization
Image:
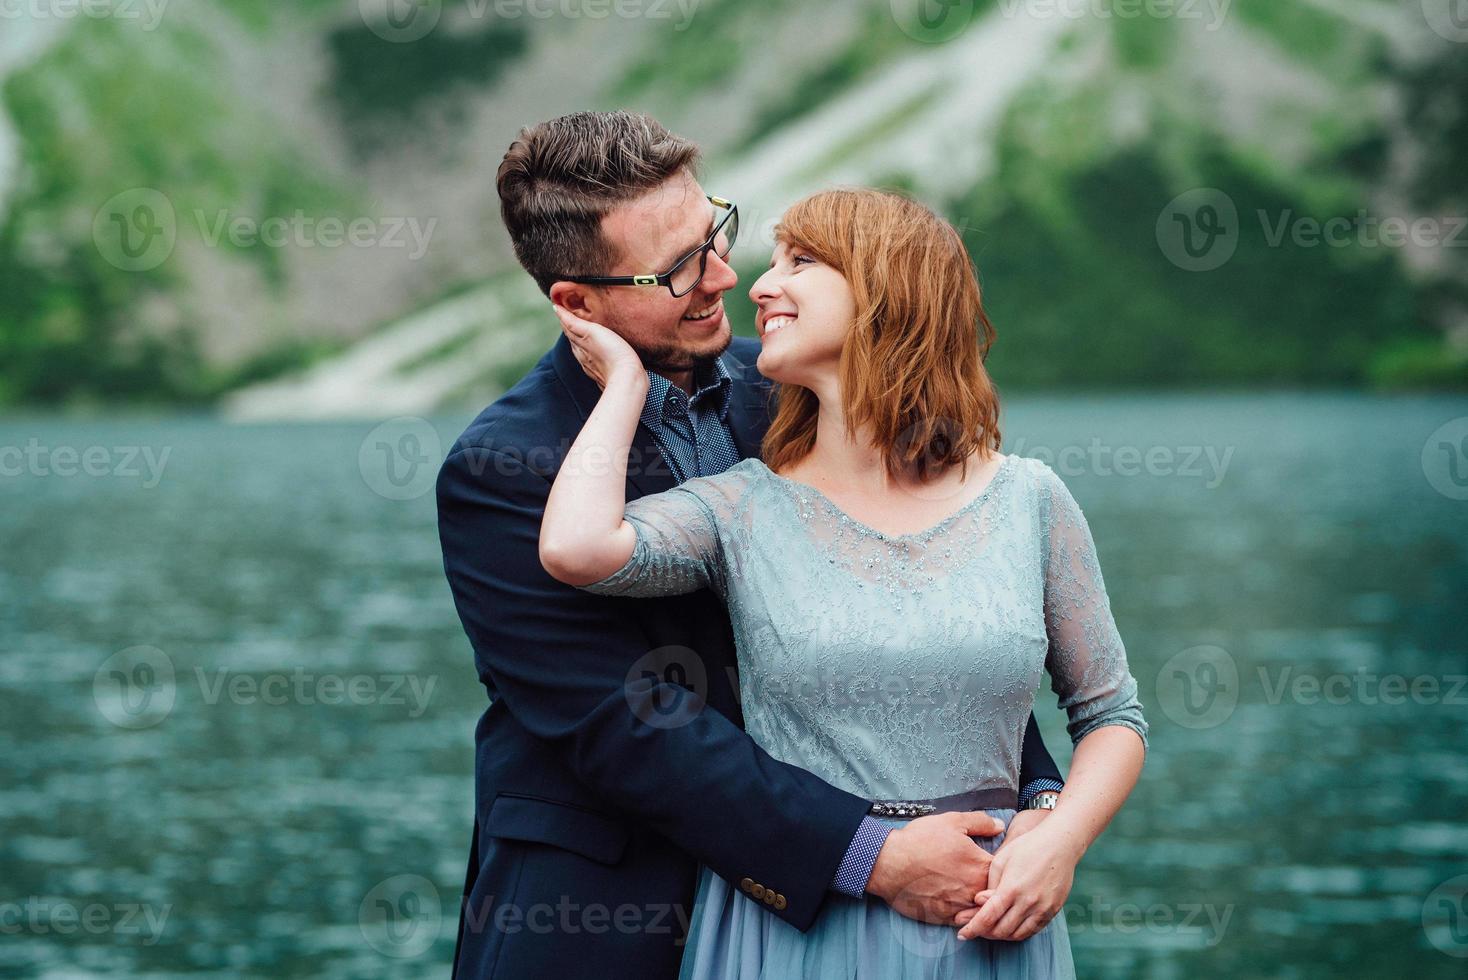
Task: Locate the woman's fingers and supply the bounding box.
[987,897,1036,941]
[956,900,1055,942]
[958,891,1011,941]
[984,853,1007,894]
[552,304,616,388]
[960,886,1048,941]
[1011,911,1053,941]
[552,304,599,343]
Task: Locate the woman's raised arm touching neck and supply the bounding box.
[538,306,651,587]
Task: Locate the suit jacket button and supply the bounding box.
[739,877,754,893]
[764,889,777,905]
[774,894,787,911]
[751,883,765,900]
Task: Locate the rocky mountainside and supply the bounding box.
[0,0,1462,415]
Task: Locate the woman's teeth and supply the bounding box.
[763,316,796,334]
[682,301,722,321]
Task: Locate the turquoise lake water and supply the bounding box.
[2,392,1466,977]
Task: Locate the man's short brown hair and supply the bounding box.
[496,111,701,295]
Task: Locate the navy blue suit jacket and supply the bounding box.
[437,333,1063,978]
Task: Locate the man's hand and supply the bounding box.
[953,819,1083,942]
[865,811,1007,924]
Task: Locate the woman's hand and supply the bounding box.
[956,727,1146,942]
[953,820,1082,942]
[553,304,645,392]
[538,302,650,587]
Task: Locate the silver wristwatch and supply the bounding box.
[1026,791,1060,811]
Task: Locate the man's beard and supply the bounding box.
[622,322,732,376]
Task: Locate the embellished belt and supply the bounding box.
[868,786,1018,818]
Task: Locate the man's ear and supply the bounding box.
[549,281,598,321]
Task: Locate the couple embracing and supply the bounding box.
[437,110,1147,979]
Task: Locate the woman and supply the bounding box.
[539,188,1147,978]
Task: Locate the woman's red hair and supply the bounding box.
[762,188,1001,484]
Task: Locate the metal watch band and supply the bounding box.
[1026,791,1061,811]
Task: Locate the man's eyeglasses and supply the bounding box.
[561,196,738,298]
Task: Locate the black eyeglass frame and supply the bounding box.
[559,195,738,298]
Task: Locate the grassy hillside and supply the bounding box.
[1,0,1464,412]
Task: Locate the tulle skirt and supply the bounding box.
[678,809,1075,979]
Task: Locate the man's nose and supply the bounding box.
[702,249,738,292]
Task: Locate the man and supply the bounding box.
[436,110,1066,978]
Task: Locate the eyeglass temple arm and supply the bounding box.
[562,198,733,285]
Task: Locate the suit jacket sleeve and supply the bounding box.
[437,445,871,932]
[1019,711,1064,788]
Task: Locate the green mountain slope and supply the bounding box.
[1,0,1463,413]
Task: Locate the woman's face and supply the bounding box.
[748,239,856,388]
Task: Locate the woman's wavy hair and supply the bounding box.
[762,188,1002,484]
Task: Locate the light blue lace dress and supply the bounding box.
[580,453,1148,979]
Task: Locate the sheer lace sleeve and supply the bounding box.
[577,477,728,600]
[1034,461,1149,751]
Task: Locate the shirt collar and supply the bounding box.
[640,356,733,430]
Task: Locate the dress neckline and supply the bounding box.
[755,453,1018,542]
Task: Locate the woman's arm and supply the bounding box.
[1027,727,1144,858]
[956,460,1148,942]
[538,306,650,586]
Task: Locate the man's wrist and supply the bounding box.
[831,815,892,898]
[1017,777,1064,811]
[1028,790,1061,811]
